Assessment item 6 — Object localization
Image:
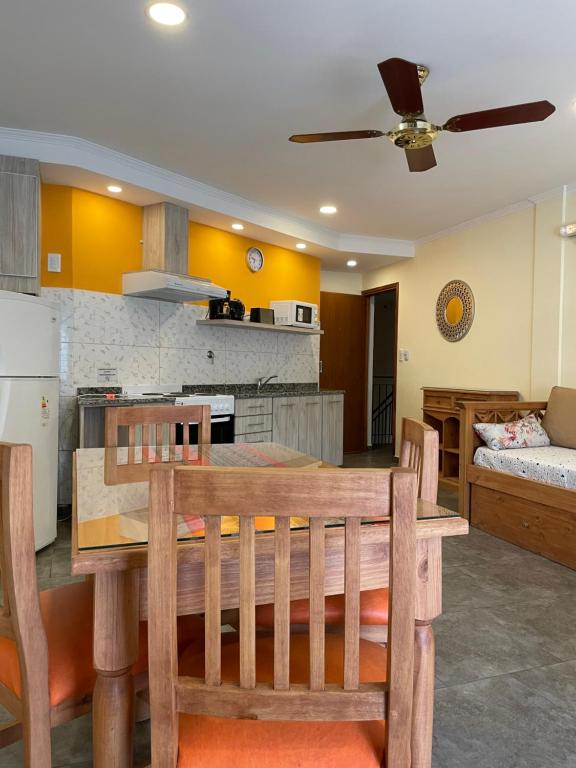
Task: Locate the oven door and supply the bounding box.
[180,415,235,445]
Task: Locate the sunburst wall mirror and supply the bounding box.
[436,280,475,342]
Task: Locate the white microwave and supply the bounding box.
[270,300,319,328]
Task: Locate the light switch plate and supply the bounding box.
[47,253,62,273]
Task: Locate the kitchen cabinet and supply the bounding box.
[272,397,300,451]
[297,395,323,459]
[0,156,40,295]
[321,394,344,466]
[234,397,273,444]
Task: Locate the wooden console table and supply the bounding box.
[422,387,520,493]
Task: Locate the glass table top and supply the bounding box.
[74,443,460,552]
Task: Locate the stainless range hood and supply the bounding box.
[123,202,227,303]
[123,269,227,302]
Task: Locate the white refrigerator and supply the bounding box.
[0,290,60,550]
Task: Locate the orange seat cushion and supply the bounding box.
[0,580,205,708]
[254,588,389,628]
[177,633,388,768]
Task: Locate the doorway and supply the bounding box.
[364,284,398,450]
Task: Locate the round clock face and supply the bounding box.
[246,246,264,273]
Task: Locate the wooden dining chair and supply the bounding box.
[0,442,155,766]
[254,417,439,639]
[146,463,418,768]
[104,404,212,485]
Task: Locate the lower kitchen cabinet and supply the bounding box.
[272,397,300,451]
[321,394,344,466]
[271,394,342,464]
[234,431,273,444]
[298,396,323,459]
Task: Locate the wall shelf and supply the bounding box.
[197,319,323,335]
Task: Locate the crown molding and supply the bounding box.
[0,127,414,260]
[415,199,536,246]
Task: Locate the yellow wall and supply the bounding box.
[364,207,537,450]
[39,184,320,306]
[189,222,320,309]
[40,185,73,288]
[71,189,142,294]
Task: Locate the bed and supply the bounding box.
[459,399,576,570]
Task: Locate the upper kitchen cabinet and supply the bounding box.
[0,156,40,295]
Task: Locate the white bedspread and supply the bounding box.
[474,445,576,490]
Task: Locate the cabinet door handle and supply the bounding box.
[247,405,265,410]
[281,403,295,408]
[327,400,341,404]
[248,422,265,428]
[306,402,319,406]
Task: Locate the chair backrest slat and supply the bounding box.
[400,418,439,503]
[239,516,256,689]
[204,516,221,687]
[308,518,325,691]
[273,516,291,691]
[343,517,361,691]
[104,404,212,484]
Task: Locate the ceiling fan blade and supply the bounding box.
[443,100,555,132]
[289,130,384,143]
[377,58,424,117]
[405,145,437,172]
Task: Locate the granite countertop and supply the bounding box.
[77,384,345,407]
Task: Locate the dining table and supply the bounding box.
[72,441,468,768]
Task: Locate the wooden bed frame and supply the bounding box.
[459,400,576,570]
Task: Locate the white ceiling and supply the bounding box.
[1,0,575,268]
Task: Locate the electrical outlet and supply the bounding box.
[403,349,410,362]
[47,253,62,273]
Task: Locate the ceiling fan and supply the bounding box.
[289,58,555,172]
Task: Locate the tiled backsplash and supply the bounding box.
[42,288,320,504]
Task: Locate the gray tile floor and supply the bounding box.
[2,449,576,766]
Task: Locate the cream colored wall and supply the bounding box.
[320,270,363,295]
[363,207,537,450]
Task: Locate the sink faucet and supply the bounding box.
[257,375,278,393]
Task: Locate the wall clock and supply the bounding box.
[246,246,264,273]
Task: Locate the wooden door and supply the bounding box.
[319,292,367,452]
[321,395,344,465]
[298,395,322,459]
[272,397,300,451]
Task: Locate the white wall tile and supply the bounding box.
[278,354,318,383]
[225,351,279,384]
[68,290,160,347]
[277,333,316,356]
[225,327,278,354]
[159,303,226,350]
[66,343,160,388]
[160,347,226,385]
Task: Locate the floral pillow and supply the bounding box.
[473,414,550,451]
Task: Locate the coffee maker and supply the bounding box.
[208,290,245,321]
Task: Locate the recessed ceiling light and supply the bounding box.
[107,185,123,193]
[320,205,338,215]
[346,259,358,268]
[295,243,307,250]
[147,2,186,26]
[231,223,244,231]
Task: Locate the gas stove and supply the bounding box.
[121,386,234,416]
